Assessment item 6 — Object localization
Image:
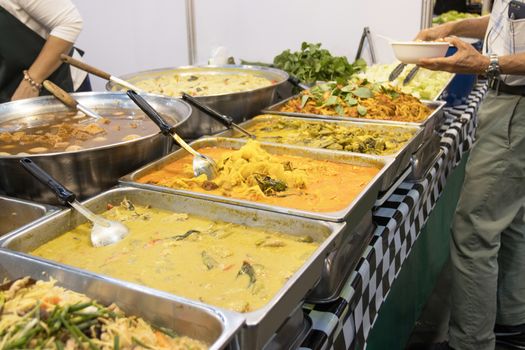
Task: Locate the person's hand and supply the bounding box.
[418,36,489,74]
[415,23,454,41]
[11,79,40,101]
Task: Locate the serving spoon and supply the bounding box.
[181,93,255,139]
[20,158,129,247]
[60,54,142,92]
[42,80,102,121]
[126,90,218,180]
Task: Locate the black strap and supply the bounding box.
[489,77,525,96]
[0,5,73,103]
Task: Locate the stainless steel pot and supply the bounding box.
[107,65,289,138]
[0,92,192,204]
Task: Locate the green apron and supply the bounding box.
[0,5,74,103]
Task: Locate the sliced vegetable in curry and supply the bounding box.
[31,199,320,313]
[279,79,432,122]
[0,277,207,349]
[239,115,416,155]
[137,140,382,213]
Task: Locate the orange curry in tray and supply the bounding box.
[137,141,381,213]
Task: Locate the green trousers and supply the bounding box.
[449,90,525,350]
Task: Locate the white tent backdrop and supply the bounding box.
[73,0,422,90]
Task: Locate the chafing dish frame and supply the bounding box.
[1,186,347,350]
[0,248,243,349]
[213,114,424,192]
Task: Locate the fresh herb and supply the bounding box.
[254,174,287,195]
[172,229,200,241]
[237,261,257,287]
[273,42,366,85]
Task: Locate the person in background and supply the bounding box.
[416,1,525,349]
[434,0,468,15]
[0,0,90,103]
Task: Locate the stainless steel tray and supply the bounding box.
[0,92,191,204]
[434,73,456,101]
[261,303,310,350]
[262,95,446,142]
[214,114,424,192]
[408,133,443,181]
[0,248,243,350]
[1,186,346,350]
[305,211,374,303]
[108,65,289,139]
[119,137,394,224]
[0,195,58,236]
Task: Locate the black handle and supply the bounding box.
[126,90,172,135]
[181,93,233,128]
[20,158,76,204]
[287,75,307,90]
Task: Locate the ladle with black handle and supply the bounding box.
[126,90,218,180]
[181,93,255,139]
[20,158,129,247]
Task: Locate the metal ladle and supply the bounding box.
[126,90,218,180]
[20,158,129,247]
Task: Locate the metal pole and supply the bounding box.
[185,0,196,65]
[420,0,433,30]
[482,0,493,15]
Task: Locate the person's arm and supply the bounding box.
[416,15,490,41]
[418,36,525,75]
[11,36,74,101]
[10,0,83,101]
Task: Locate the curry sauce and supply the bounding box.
[138,141,381,213]
[31,200,320,313]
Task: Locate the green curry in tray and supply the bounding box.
[236,115,416,155]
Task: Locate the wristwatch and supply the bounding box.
[486,53,501,79]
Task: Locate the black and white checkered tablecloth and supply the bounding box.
[299,82,489,350]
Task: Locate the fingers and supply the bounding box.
[444,36,468,50]
[418,57,453,71]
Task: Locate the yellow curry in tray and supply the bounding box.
[31,199,320,313]
[133,73,273,97]
[137,141,382,213]
[238,115,415,155]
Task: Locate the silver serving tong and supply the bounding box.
[403,66,420,85]
[388,63,407,81]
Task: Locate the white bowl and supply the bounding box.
[391,41,450,64]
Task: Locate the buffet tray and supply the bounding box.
[0,248,243,350]
[408,133,443,181]
[0,195,58,237]
[305,211,374,303]
[0,186,347,350]
[262,95,446,142]
[108,65,289,139]
[214,114,424,192]
[119,137,394,224]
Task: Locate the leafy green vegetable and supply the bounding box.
[237,261,257,287]
[273,42,366,85]
[432,10,479,25]
[300,95,310,108]
[254,174,287,195]
[357,105,368,116]
[353,87,373,99]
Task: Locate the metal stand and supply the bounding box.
[355,27,377,64]
[185,0,197,65]
[420,0,434,29]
